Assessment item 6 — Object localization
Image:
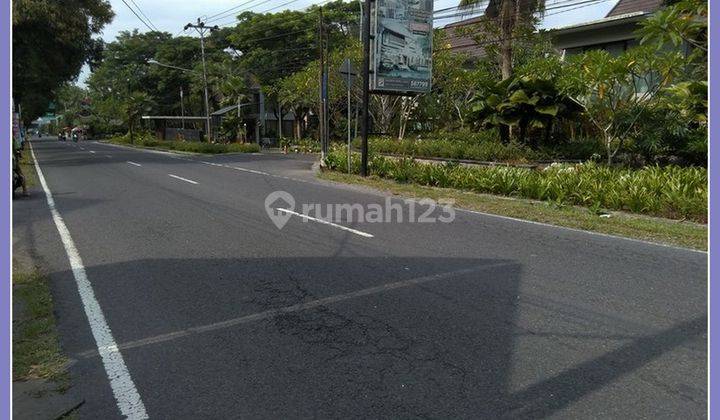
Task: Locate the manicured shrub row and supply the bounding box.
[280,138,321,153]
[324,148,707,222]
[360,135,604,163]
[110,134,260,154]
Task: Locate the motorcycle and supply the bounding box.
[12,152,26,196]
[72,132,79,142]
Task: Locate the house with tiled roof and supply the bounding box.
[441,0,665,60]
[552,0,664,57]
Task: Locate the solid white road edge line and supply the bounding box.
[29,143,148,419]
[276,208,374,238]
[126,161,142,167]
[168,174,198,184]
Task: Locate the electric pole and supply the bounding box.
[184,18,218,142]
[360,0,372,176]
[318,7,325,158]
[180,87,185,131]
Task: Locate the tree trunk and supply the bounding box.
[543,120,553,145]
[518,122,527,145]
[499,125,510,144]
[500,0,515,81]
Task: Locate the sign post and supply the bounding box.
[339,58,357,174]
[361,0,372,176]
[372,0,433,93]
[360,0,432,176]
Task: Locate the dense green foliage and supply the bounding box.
[360,134,603,163]
[42,0,706,171]
[325,148,707,221]
[110,134,260,154]
[471,76,583,146]
[13,0,113,122]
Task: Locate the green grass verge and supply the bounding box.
[325,149,707,222]
[13,266,69,384]
[318,171,707,251]
[18,147,37,188]
[13,151,68,384]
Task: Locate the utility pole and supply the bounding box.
[180,87,185,131]
[360,0,372,176]
[318,7,325,158]
[184,18,218,142]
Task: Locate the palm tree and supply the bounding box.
[458,0,546,80]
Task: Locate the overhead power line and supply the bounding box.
[179,0,612,58]
[214,0,335,28]
[439,0,616,49]
[207,0,278,23]
[206,0,269,22]
[119,0,156,32]
[434,0,612,22]
[128,0,160,31]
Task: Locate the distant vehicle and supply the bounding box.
[58,133,66,141]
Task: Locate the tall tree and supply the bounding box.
[458,0,545,80]
[13,0,114,122]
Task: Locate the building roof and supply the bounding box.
[606,0,663,17]
[441,15,488,58]
[440,0,666,58]
[550,11,647,35]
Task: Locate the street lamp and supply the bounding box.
[147,59,192,73]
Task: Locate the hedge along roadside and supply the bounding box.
[324,148,707,223]
[108,133,261,154]
[355,134,605,164]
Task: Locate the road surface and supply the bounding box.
[14,137,707,418]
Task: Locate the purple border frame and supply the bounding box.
[711,1,717,418]
[0,1,715,420]
[3,0,10,415]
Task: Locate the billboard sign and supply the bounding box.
[372,0,433,93]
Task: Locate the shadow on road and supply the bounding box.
[44,256,707,418]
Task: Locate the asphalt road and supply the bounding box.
[14,137,707,418]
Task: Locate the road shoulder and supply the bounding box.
[12,145,83,418]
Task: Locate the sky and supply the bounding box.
[78,0,620,84]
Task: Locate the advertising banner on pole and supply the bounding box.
[371,0,433,93]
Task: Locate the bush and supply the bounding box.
[357,133,601,163]
[109,134,260,154]
[324,147,707,221]
[281,137,321,153]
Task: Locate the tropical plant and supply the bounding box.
[123,92,155,143]
[638,0,707,56]
[471,76,582,146]
[325,147,707,221]
[561,46,684,164]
